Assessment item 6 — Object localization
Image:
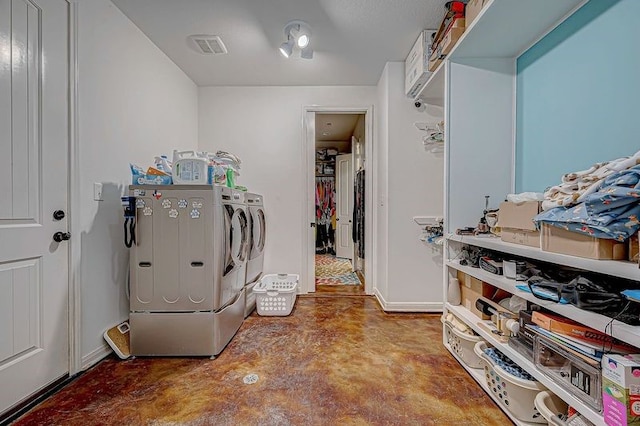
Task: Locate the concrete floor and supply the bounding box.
[14,296,510,425]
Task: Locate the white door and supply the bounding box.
[335,154,354,260]
[0,0,70,414]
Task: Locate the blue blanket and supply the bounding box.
[535,165,640,241]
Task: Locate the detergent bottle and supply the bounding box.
[173,150,209,184]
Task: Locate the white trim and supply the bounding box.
[373,288,443,312]
[66,0,82,376]
[302,106,374,295]
[81,344,112,371]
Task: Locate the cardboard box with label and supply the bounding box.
[496,201,541,248]
[602,354,640,426]
[541,224,628,260]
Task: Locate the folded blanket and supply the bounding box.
[535,165,640,241]
[542,150,640,211]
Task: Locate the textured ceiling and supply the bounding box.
[316,114,361,142]
[110,0,447,86]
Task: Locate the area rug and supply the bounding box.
[315,254,361,285]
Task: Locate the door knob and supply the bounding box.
[53,232,71,243]
[53,210,65,221]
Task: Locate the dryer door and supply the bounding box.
[250,207,266,260]
[223,204,235,276]
[231,207,249,265]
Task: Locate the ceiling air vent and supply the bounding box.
[188,35,228,55]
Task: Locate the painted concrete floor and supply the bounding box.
[14,296,510,426]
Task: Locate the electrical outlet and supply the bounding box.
[93,182,103,201]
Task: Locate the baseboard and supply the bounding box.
[373,288,443,312]
[81,343,112,370]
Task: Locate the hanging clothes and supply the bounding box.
[352,169,365,258]
[315,177,335,252]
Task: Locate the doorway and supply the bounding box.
[305,110,371,295]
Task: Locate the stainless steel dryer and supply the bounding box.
[128,185,245,356]
[221,187,249,307]
[243,192,265,317]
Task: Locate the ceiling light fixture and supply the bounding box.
[280,20,313,59]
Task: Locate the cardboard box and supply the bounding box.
[601,354,640,426]
[496,201,542,247]
[456,270,485,294]
[500,228,540,248]
[629,232,639,263]
[427,54,443,72]
[460,285,495,320]
[541,224,628,260]
[465,0,485,28]
[405,30,436,97]
[428,18,465,71]
[497,201,541,231]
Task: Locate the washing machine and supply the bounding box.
[128,184,246,356]
[244,192,265,317]
[221,187,249,308]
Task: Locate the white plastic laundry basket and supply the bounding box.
[254,274,299,316]
[474,341,548,423]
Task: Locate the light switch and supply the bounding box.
[93,182,103,201]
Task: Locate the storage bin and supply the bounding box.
[444,315,486,369]
[534,391,569,426]
[254,274,299,316]
[475,341,548,423]
[534,334,602,412]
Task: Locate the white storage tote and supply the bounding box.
[474,341,548,423]
[254,274,299,316]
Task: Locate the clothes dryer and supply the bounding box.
[244,192,265,317]
[221,187,249,308]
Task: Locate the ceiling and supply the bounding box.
[316,114,361,142]
[110,0,447,87]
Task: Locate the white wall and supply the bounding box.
[198,86,376,287]
[375,62,444,310]
[77,0,198,365]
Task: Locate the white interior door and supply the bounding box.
[0,0,70,414]
[335,154,354,260]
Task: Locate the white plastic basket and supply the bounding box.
[534,391,569,426]
[474,341,548,423]
[254,274,299,316]
[444,318,486,369]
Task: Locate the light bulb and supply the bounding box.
[297,34,309,48]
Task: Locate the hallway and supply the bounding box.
[14,297,509,425]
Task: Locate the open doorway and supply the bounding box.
[313,113,365,295]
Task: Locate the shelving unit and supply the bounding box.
[417,0,638,425]
[446,304,605,426]
[446,259,640,348]
[448,234,639,282]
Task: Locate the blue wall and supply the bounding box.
[515,0,640,192]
